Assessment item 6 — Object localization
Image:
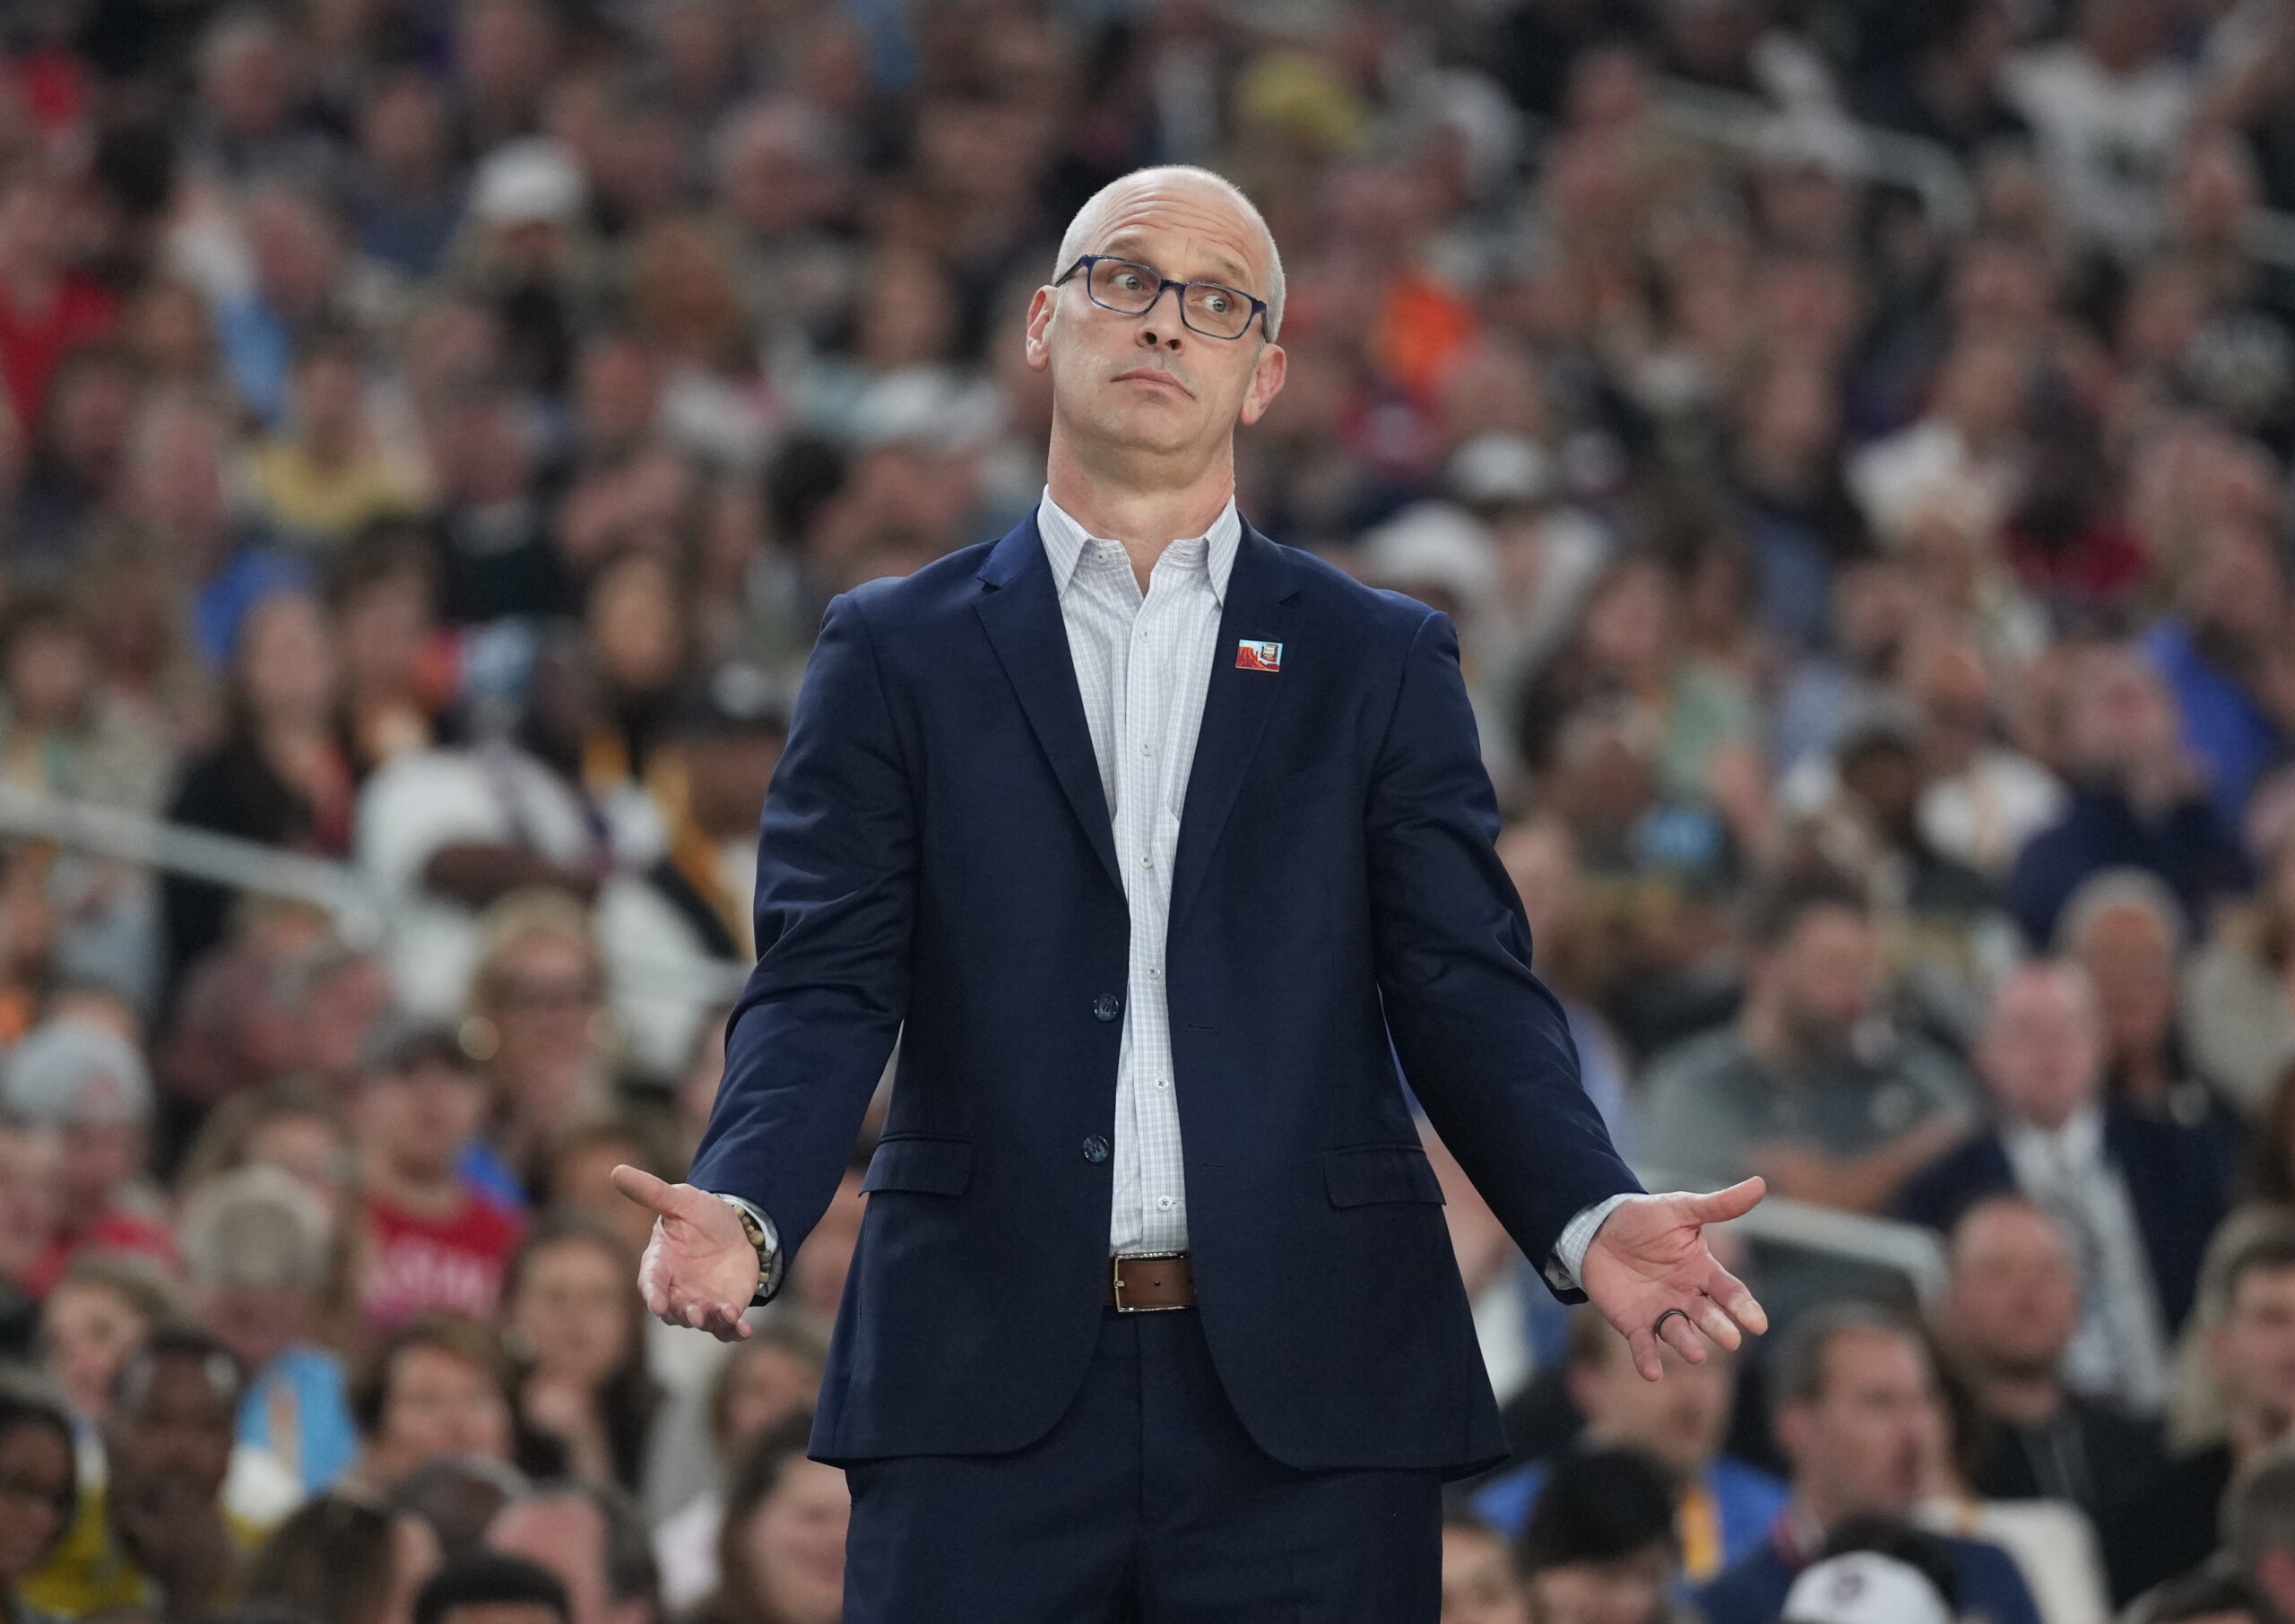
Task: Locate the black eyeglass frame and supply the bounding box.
[1053,254,1271,341]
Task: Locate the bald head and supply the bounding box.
[1054,166,1285,341]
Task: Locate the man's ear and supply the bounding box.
[1236,341,1286,427]
[1022,286,1056,375]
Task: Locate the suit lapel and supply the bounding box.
[1169,521,1301,932]
[974,514,1122,892]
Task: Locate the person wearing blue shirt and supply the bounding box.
[1475,1307,1786,1585]
[1695,1302,2041,1624]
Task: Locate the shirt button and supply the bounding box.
[1082,1136,1110,1164]
[1156,1196,1173,1211]
[1156,1077,1169,1090]
[1148,966,1160,979]
[1093,993,1121,1022]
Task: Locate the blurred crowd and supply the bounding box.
[3,0,2295,1620]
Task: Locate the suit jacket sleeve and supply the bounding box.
[1365,609,1641,1299]
[686,592,916,1289]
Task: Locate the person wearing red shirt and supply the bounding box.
[0,171,120,440]
[356,1016,524,1335]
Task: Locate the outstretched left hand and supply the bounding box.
[1581,1177,1770,1382]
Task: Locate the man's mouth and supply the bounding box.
[1113,367,1191,396]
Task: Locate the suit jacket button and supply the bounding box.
[1081,1136,1110,1163]
[1092,993,1122,1022]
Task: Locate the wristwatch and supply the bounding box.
[712,1193,785,1307]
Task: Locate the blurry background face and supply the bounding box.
[1441,1525,1529,1624]
[1977,968,2102,1129]
[740,1458,847,1624]
[1780,1330,1943,1522]
[2213,1266,2295,1429]
[1946,1202,2081,1376]
[508,1236,630,1386]
[1568,1332,1736,1477]
[373,1344,511,1481]
[0,1420,72,1585]
[360,1060,487,1179]
[1765,905,1877,1055]
[41,1276,150,1420]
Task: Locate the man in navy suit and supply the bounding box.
[613,164,1767,1620]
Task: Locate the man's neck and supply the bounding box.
[1973,1363,2069,1429]
[368,1157,466,1220]
[1045,428,1234,590]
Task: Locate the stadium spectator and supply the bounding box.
[1439,1507,1529,1624]
[1473,1309,1785,1582]
[682,1418,843,1624]
[500,1217,656,1492]
[1694,1302,2040,1624]
[484,1482,658,1624]
[1638,876,1974,1215]
[28,1326,270,1621]
[179,1164,356,1498]
[1899,960,2228,1408]
[344,1319,515,1499]
[1514,1447,1688,1624]
[354,1019,523,1335]
[413,1551,569,1624]
[243,1493,442,1624]
[1934,1196,2166,1523]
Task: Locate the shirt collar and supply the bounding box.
[1035,488,1243,605]
[2003,1101,2107,1170]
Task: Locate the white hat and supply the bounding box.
[3,1018,152,1127]
[471,138,586,227]
[1359,502,1496,602]
[1783,1552,1953,1624]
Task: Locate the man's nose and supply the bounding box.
[1136,322,1181,351]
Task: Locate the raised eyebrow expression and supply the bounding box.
[1096,239,1258,296]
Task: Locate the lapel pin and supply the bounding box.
[1236,640,1283,672]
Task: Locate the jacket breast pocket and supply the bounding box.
[861,1134,974,1196]
[1235,757,1355,821]
[1323,1145,1446,1207]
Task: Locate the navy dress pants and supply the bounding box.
[840,1305,1442,1621]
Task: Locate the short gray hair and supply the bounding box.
[1053,166,1286,341]
[179,1163,333,1292]
[2054,865,2187,956]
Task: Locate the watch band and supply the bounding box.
[711,1192,784,1307]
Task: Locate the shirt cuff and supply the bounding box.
[709,1192,786,1306]
[1545,1193,1636,1292]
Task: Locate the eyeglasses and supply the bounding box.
[1054,255,1269,341]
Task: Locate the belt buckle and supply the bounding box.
[1110,1249,1187,1313]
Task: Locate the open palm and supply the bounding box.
[611,1164,760,1342]
[1580,1177,1769,1381]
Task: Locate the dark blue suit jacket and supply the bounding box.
[687,511,1641,1475]
[1895,1105,2229,1330]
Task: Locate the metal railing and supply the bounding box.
[0,784,752,1004]
[1651,76,2295,272]
[1632,1162,1950,1302]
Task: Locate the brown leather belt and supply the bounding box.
[1105,1251,1195,1311]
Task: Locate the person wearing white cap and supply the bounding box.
[0,1019,170,1295]
[1783,1551,1956,1624]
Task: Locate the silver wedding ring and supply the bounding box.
[1651,1308,1691,1340]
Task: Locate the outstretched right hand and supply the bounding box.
[611,1164,761,1342]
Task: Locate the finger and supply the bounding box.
[1683,1177,1766,1225]
[1624,1323,1664,1383]
[1658,1309,1707,1365]
[611,1164,681,1215]
[1706,1264,1770,1336]
[1691,1293,1744,1353]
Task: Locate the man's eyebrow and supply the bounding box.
[1098,234,1256,289]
